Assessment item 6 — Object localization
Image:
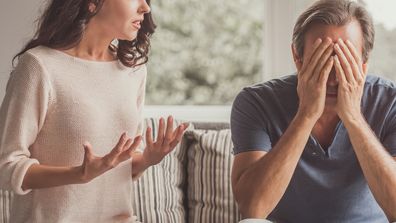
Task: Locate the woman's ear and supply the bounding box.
[88,2,96,13]
[291,43,302,71]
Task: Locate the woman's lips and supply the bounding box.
[132,21,141,29]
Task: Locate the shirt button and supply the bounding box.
[312,152,317,156]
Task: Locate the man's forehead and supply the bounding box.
[305,20,364,50]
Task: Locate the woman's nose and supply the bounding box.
[139,1,151,14]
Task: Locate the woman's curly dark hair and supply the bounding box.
[13,0,156,68]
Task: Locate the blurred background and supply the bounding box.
[1,0,395,121]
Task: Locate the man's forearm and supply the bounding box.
[343,115,396,221]
[235,113,316,218]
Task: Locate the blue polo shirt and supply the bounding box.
[231,74,396,223]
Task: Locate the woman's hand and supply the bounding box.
[79,132,142,183]
[142,116,189,166]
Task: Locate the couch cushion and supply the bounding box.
[132,118,192,223]
[0,190,12,223]
[186,129,241,223]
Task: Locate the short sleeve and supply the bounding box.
[0,53,51,194]
[230,89,272,155]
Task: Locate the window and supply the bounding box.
[146,0,265,106]
[362,0,396,81]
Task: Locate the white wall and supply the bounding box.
[0,0,46,101]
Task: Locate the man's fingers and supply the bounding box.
[334,55,346,84]
[300,38,322,73]
[334,43,354,83]
[319,56,334,85]
[345,39,364,80]
[312,43,334,82]
[337,39,361,80]
[306,37,333,77]
[345,40,363,69]
[163,116,174,146]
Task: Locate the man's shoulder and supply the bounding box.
[232,74,298,116]
[365,75,396,89]
[238,74,297,99]
[364,75,396,100]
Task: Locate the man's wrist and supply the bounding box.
[340,112,366,129]
[295,111,319,127]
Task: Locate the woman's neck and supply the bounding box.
[61,21,116,62]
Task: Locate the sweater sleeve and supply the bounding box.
[0,52,51,195]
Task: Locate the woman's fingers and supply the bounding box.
[169,127,184,149]
[156,118,165,144]
[112,132,128,154]
[146,127,154,147]
[83,142,94,161]
[123,138,134,151]
[168,123,189,150]
[119,136,142,161]
[104,132,130,165]
[163,116,174,146]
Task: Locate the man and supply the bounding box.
[231,0,396,222]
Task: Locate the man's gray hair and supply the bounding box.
[292,0,374,62]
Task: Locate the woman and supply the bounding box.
[0,0,188,222]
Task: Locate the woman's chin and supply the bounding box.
[119,32,138,42]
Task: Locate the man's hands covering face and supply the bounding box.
[296,37,366,121]
[296,37,334,120]
[333,38,366,121]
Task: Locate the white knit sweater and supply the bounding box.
[0,46,146,223]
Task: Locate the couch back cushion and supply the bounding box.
[0,190,12,223]
[186,129,241,223]
[132,118,191,223]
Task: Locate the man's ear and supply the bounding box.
[362,62,369,75]
[291,43,302,71]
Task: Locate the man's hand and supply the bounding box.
[296,37,334,121]
[142,116,189,166]
[333,38,367,122]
